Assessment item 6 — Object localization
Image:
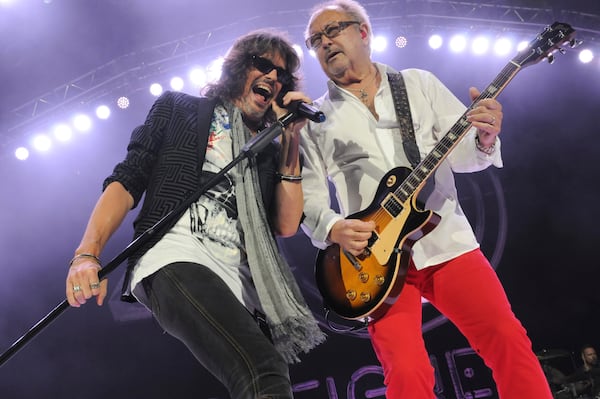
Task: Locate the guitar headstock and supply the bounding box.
[514,21,580,67]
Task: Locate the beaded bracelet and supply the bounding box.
[275,172,303,182]
[69,253,102,267]
[475,135,496,155]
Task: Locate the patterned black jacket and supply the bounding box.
[103,91,281,301]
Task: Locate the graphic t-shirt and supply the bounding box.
[130,105,262,312]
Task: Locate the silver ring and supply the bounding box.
[90,282,101,290]
[73,285,82,292]
[490,116,496,125]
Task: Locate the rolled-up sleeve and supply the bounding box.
[103,91,175,208]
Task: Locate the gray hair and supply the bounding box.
[305,0,373,46]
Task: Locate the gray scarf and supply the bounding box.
[227,103,326,363]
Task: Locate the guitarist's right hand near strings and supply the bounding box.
[328,219,376,257]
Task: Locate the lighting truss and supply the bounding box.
[1,0,598,154]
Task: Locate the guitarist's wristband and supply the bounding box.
[475,135,496,155]
[276,172,303,182]
[69,253,102,268]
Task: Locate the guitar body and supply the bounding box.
[315,167,441,321]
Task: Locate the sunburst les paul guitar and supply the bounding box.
[315,22,578,322]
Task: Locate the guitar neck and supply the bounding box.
[394,60,523,202]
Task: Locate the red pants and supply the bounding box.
[368,249,552,399]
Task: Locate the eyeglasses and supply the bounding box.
[305,20,361,50]
[251,55,293,86]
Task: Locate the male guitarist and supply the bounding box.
[299,1,553,398]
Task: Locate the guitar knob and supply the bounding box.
[346,290,357,301]
[360,292,371,303]
[375,275,385,286]
[359,272,369,283]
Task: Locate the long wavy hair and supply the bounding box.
[203,29,301,126]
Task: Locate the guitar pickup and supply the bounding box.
[367,231,378,247]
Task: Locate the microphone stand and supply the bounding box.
[0,111,300,367]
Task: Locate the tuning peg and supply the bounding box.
[546,54,555,64]
[557,48,566,55]
[569,38,583,48]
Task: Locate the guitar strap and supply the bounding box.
[388,72,421,168]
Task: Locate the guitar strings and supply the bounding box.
[371,65,519,232]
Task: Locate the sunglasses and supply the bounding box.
[251,55,293,86]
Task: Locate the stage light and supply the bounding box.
[72,114,92,132]
[15,147,29,161]
[32,134,52,152]
[395,36,408,48]
[53,124,73,142]
[517,41,529,52]
[579,49,594,64]
[170,76,184,91]
[372,35,388,52]
[493,38,513,56]
[428,34,443,50]
[189,68,207,88]
[206,57,224,83]
[472,36,490,55]
[449,34,467,53]
[117,96,130,109]
[95,105,111,119]
[150,83,163,97]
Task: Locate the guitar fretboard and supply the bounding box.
[392,60,522,204]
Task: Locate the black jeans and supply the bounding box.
[139,262,292,399]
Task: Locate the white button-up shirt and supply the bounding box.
[300,64,503,270]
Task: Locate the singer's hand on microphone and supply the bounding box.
[272,90,313,131]
[271,91,309,175]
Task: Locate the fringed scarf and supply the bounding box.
[226,102,326,363]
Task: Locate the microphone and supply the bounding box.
[286,100,326,123]
[276,92,326,123]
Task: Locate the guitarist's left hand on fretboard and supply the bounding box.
[466,87,502,149]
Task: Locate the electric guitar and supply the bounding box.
[315,22,578,322]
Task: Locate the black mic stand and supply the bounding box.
[0,111,301,367]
